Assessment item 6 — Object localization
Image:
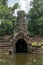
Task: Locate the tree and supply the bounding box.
[27,0,43,36]
[0,0,19,36]
[0,0,8,6]
[12,3,20,14]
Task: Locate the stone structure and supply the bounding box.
[13,11,31,53]
[0,10,43,54]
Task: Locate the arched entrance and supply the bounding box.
[16,38,27,53]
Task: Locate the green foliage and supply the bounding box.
[0,20,13,36]
[0,5,11,19]
[29,31,34,37]
[12,3,19,10]
[12,3,19,14]
[41,42,43,46]
[27,0,43,36]
[0,0,19,36]
[0,0,8,6]
[32,42,37,46]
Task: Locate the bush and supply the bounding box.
[41,42,43,46]
[38,43,41,46]
[29,31,34,37]
[32,42,37,46]
[38,28,43,36]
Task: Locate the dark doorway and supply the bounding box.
[16,38,27,53]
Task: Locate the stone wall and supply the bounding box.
[0,35,43,54]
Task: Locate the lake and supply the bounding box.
[0,53,43,65]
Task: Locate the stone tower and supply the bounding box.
[15,10,28,33]
[13,10,31,53]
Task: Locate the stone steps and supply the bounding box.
[34,50,43,52]
[32,47,43,53]
[32,52,43,54]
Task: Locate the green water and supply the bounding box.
[0,53,43,65]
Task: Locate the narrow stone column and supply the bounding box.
[15,10,28,33]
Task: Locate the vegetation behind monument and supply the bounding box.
[0,0,19,36]
[27,0,43,36]
[0,0,43,36]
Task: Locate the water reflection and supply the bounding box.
[16,53,27,65]
[14,53,43,65]
[0,53,43,65]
